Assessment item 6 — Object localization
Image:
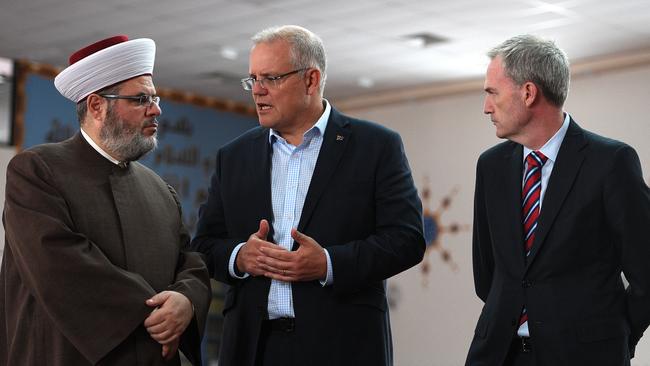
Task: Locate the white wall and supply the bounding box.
[345,64,650,366]
[0,63,647,366]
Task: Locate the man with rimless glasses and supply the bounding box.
[192,25,425,366]
[0,35,210,365]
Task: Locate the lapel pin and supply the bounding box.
[336,135,344,141]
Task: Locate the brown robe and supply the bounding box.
[0,133,211,365]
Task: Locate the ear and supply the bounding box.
[86,94,107,122]
[522,81,538,107]
[304,68,321,96]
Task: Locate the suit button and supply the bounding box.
[511,319,517,326]
[522,280,532,288]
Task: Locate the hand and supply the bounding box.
[144,291,193,345]
[236,219,276,276]
[162,337,180,360]
[258,228,327,282]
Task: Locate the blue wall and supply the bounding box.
[23,73,258,233]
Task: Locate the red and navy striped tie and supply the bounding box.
[520,150,548,327]
[522,151,548,256]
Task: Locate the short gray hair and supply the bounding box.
[252,25,327,95]
[488,34,570,107]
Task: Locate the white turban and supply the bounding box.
[54,35,155,103]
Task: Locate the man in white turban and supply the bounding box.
[0,35,211,366]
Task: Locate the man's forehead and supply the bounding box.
[250,41,291,67]
[487,58,510,81]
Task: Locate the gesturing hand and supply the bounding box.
[236,219,276,276]
[258,228,327,282]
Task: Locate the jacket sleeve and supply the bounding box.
[3,151,158,364]
[472,156,494,303]
[191,149,248,286]
[604,145,650,357]
[166,185,211,366]
[326,131,425,294]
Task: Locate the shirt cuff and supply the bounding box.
[319,248,334,286]
[228,242,250,279]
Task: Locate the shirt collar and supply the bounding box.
[80,127,123,166]
[523,112,570,163]
[269,99,331,144]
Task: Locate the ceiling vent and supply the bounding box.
[402,32,447,48]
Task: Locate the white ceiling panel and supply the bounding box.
[1,0,650,106]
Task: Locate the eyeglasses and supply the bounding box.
[99,94,161,107]
[241,68,307,91]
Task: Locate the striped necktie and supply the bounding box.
[522,151,548,256]
[519,150,548,327]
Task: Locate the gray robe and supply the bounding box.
[0,133,211,365]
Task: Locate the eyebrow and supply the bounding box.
[249,71,281,78]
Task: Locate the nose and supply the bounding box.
[252,80,268,96]
[483,96,493,115]
[147,101,162,116]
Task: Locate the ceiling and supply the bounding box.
[1,0,650,107]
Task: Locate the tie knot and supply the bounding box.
[526,151,548,168]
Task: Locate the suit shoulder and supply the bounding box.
[343,114,398,137]
[334,113,402,148]
[219,126,265,154]
[10,138,76,170]
[582,129,632,152]
[478,140,517,163]
[21,138,73,157]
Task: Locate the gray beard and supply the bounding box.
[100,107,157,162]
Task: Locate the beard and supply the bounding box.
[100,106,157,162]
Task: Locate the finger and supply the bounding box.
[291,228,314,245]
[146,291,172,307]
[259,247,293,261]
[143,311,165,328]
[163,341,179,360]
[258,260,291,275]
[257,219,270,240]
[146,322,170,336]
[264,270,296,282]
[256,240,284,251]
[151,329,176,343]
[157,332,180,345]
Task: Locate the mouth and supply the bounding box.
[256,103,272,112]
[142,120,158,134]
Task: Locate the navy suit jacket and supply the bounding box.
[466,119,650,365]
[192,107,425,366]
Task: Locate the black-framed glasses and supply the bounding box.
[241,68,307,91]
[99,94,161,107]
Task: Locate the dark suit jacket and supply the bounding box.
[466,119,650,365]
[192,107,425,366]
[0,133,211,366]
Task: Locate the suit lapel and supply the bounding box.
[503,143,527,271]
[254,129,275,240]
[525,119,587,270]
[296,109,350,235]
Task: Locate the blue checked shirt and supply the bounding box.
[228,100,334,319]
